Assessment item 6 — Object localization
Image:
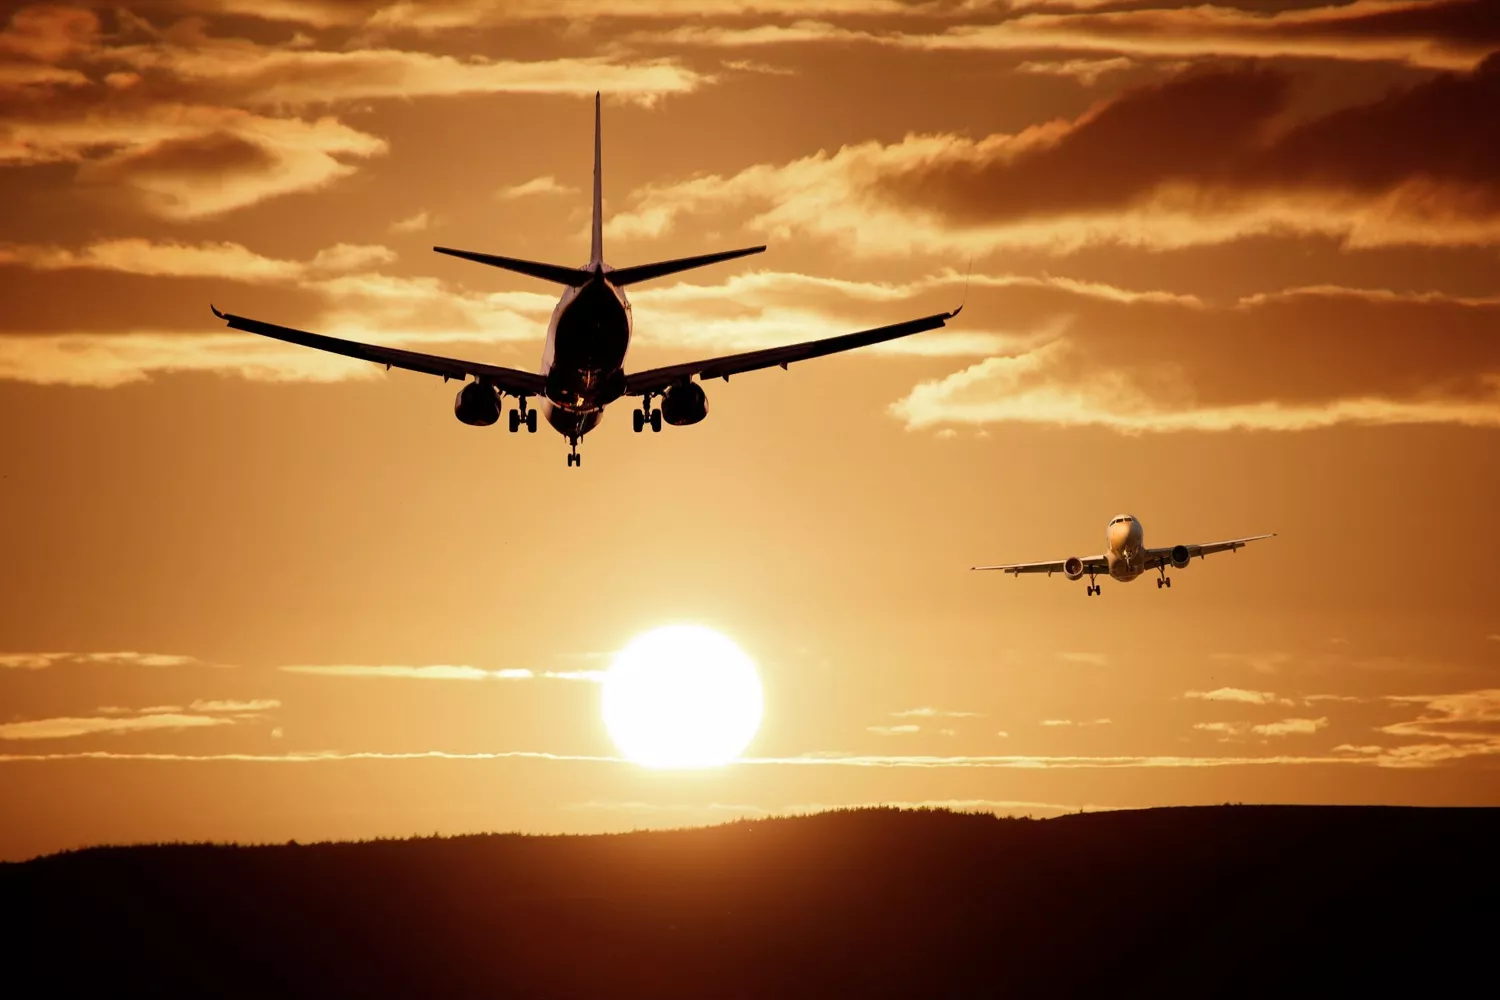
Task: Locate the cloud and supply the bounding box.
[389,210,431,233]
[498,175,577,199]
[611,58,1500,254]
[279,665,530,680]
[0,651,204,669]
[277,664,601,681]
[188,699,281,713]
[1040,718,1111,727]
[867,724,921,735]
[0,7,706,218]
[890,707,983,718]
[0,749,1365,769]
[648,2,1497,72]
[1185,688,1294,707]
[1,239,393,282]
[1056,652,1108,666]
[1251,717,1329,738]
[900,0,1500,72]
[1014,56,1136,86]
[0,713,233,741]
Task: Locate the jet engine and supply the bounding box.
[660,381,708,426]
[1170,544,1191,569]
[454,381,501,426]
[1063,556,1085,581]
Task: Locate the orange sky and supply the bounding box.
[1,0,1497,861]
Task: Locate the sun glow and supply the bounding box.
[602,625,763,769]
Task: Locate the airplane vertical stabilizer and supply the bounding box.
[590,91,603,267]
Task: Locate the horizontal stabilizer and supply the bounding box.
[610,245,767,287]
[433,246,592,286]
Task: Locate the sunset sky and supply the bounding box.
[2,0,1498,862]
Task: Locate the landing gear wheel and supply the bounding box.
[632,410,644,433]
[1165,577,1171,588]
[526,409,537,433]
[566,452,581,467]
[1156,578,1163,589]
[649,409,662,433]
[508,409,521,433]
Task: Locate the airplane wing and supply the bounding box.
[622,308,961,396]
[1145,533,1277,567]
[211,307,548,396]
[971,556,1108,576]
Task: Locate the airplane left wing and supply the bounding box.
[212,307,548,396]
[622,308,960,396]
[1145,533,1276,566]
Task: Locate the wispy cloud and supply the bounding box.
[388,210,431,233]
[1039,718,1112,727]
[0,651,205,670]
[277,664,601,681]
[279,665,530,680]
[1252,717,1329,738]
[498,175,577,199]
[1185,688,1294,707]
[867,724,921,736]
[890,707,983,718]
[188,699,281,713]
[1056,652,1109,666]
[0,713,234,741]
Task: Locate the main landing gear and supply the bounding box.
[566,436,581,467]
[1156,565,1172,589]
[1086,576,1101,597]
[632,395,662,433]
[507,397,538,434]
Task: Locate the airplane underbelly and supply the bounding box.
[546,403,603,439]
[546,282,630,408]
[1109,551,1142,582]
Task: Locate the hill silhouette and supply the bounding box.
[5,805,1491,997]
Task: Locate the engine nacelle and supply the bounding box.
[1170,544,1191,569]
[454,382,501,427]
[1063,556,1085,581]
[660,381,708,426]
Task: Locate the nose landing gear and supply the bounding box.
[566,435,581,467]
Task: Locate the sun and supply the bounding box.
[602,625,763,769]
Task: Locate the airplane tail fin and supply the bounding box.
[609,245,767,286]
[590,91,603,267]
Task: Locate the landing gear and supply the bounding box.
[633,396,663,433]
[1086,577,1101,597]
[1156,565,1171,589]
[508,397,537,434]
[566,436,581,467]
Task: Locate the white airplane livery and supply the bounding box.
[211,94,960,467]
[972,515,1275,596]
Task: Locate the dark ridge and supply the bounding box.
[6,805,1492,997]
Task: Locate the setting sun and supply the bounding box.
[602,626,763,769]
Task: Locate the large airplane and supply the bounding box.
[211,94,961,466]
[972,515,1274,596]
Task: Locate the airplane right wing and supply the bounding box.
[971,556,1108,576]
[622,308,960,396]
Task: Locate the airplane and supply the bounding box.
[971,515,1275,596]
[210,93,961,467]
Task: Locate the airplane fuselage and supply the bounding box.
[539,267,633,440]
[1104,514,1147,582]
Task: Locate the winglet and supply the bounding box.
[210,303,226,320]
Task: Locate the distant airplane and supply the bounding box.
[972,515,1275,596]
[211,93,961,466]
